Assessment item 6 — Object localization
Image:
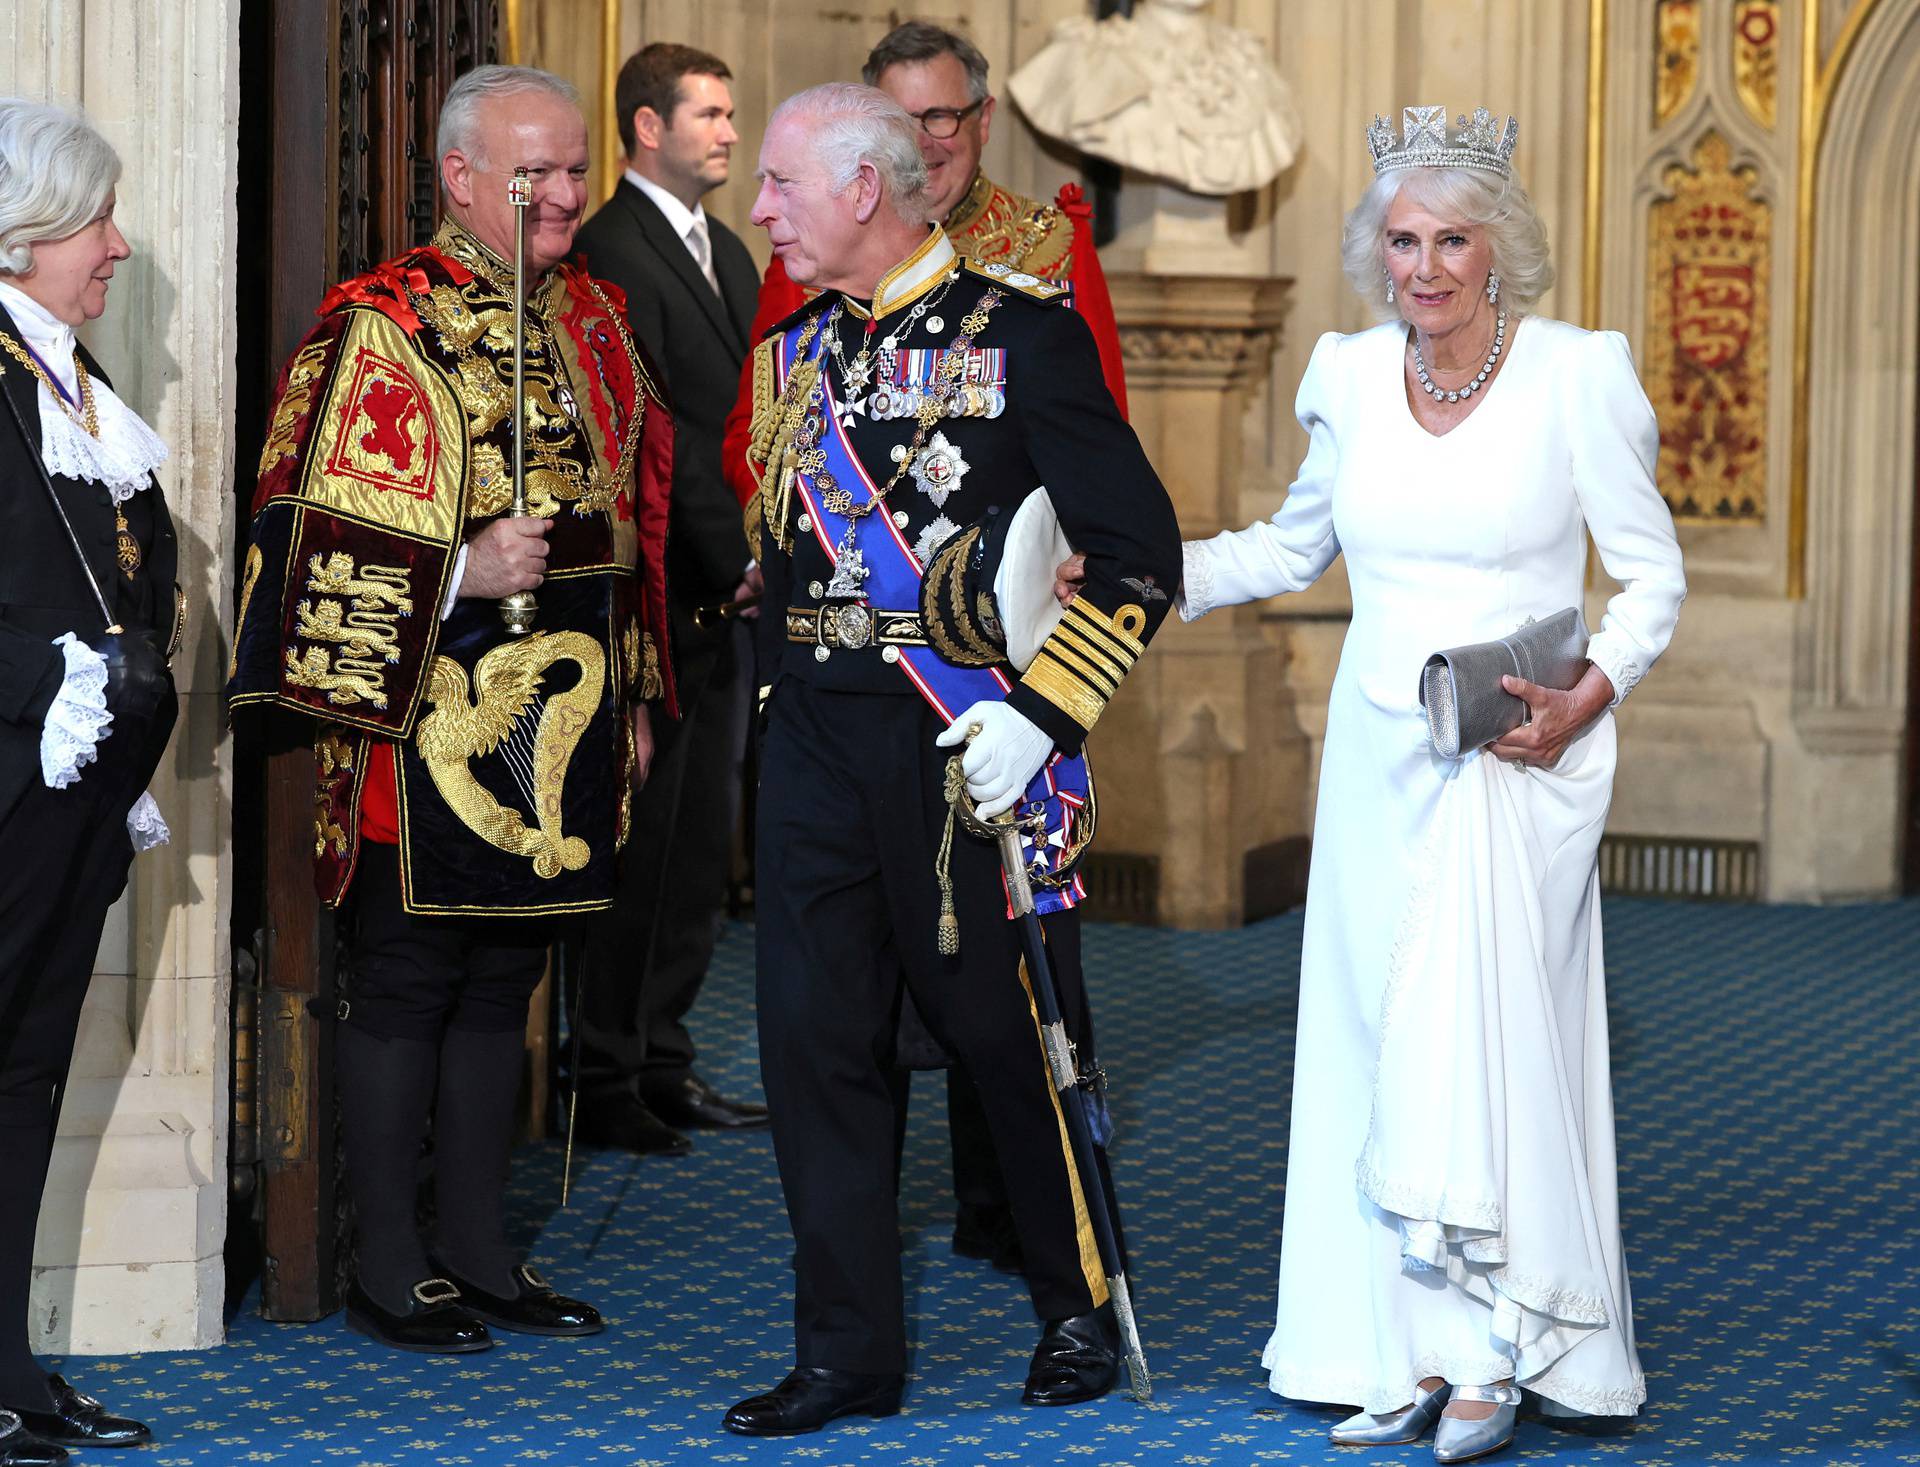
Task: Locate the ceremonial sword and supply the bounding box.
[954,759,1153,1404]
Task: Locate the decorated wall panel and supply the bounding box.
[1644,132,1771,520]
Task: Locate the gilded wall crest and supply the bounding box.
[1646,132,1771,522]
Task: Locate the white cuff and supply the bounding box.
[441,544,469,619]
[127,790,171,851]
[1175,540,1215,623]
[1584,633,1643,707]
[40,633,113,790]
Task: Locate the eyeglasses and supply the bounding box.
[907,98,986,140]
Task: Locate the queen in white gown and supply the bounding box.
[1177,108,1685,1453]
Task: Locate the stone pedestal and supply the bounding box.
[1104,173,1268,278]
[1094,271,1301,929]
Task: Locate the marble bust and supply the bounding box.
[1008,0,1301,196]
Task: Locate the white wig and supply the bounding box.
[1341,166,1555,320]
[437,64,582,172]
[0,98,121,276]
[768,83,931,226]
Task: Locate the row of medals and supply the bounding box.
[805,272,1002,651]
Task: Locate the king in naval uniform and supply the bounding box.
[228,65,675,1357]
[721,82,1179,1438]
[721,20,1126,513]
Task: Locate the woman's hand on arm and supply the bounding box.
[1052,552,1087,607]
[1486,663,1615,769]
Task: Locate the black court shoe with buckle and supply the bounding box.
[8,1376,148,1451]
[344,1278,493,1354]
[0,1410,66,1466]
[430,1263,604,1337]
[722,1368,905,1436]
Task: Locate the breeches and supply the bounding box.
[345,844,551,1040]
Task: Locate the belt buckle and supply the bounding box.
[823,603,874,650]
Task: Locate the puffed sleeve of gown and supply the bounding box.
[1565,329,1687,704]
[1177,329,1343,621]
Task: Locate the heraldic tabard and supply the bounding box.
[229,220,677,917]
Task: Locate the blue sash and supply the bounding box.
[780,314,1090,916]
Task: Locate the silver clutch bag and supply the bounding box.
[1419,607,1590,759]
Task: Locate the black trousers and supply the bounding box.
[756,680,1105,1374]
[0,697,171,1408]
[946,905,1094,1220]
[578,616,746,1098]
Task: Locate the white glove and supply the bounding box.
[935,700,1054,820]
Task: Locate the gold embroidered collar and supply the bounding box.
[846,228,957,323]
[433,217,558,304]
[942,170,994,236]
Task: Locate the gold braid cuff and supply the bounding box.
[1019,597,1147,733]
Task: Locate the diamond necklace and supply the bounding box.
[1411,309,1506,404]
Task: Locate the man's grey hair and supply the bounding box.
[861,21,990,103]
[437,64,582,172]
[768,83,931,226]
[0,98,121,275]
[1342,166,1555,320]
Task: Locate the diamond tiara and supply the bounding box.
[1366,105,1519,178]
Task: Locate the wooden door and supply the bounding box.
[231,0,501,1323]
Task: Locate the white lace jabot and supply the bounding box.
[0,278,167,504]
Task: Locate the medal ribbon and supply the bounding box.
[779,312,1089,915]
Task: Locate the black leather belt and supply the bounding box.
[786,604,928,661]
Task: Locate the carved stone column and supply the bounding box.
[1,0,240,1353]
[1094,273,1302,929]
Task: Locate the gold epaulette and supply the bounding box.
[1019,596,1148,734]
[744,335,780,484]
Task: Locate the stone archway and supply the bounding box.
[1799,0,1920,737]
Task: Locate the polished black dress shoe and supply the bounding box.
[344,1278,493,1354]
[8,1377,145,1450]
[431,1262,603,1337]
[951,1201,1026,1275]
[643,1072,769,1130]
[0,1411,66,1466]
[1022,1305,1119,1406]
[575,1091,693,1155]
[722,1367,905,1436]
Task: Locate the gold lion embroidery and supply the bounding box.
[313,727,356,857]
[305,553,414,612]
[284,645,389,707]
[283,553,413,707]
[415,630,605,879]
[259,340,333,476]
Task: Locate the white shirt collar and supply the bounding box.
[624,168,708,250]
[0,277,78,385]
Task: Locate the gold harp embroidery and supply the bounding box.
[415,629,605,878]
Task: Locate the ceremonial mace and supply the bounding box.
[954,756,1153,1404]
[500,166,538,637]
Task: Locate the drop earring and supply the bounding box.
[1487,270,1500,305]
[1385,271,1395,305]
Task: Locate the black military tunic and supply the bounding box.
[745,227,1179,1375]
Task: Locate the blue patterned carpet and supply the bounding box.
[47,900,1920,1465]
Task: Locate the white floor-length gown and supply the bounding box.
[1180,316,1685,1417]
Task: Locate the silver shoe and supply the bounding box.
[1328,1379,1450,1445]
[1432,1381,1522,1463]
